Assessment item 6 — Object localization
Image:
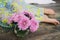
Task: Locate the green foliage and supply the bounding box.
[0,21,11,28]
[14,26,29,38]
[0,21,13,32]
[0,21,29,37]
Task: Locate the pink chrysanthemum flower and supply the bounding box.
[13,14,22,22]
[7,13,16,24]
[30,19,39,32]
[8,12,25,24]
[8,11,39,32]
[18,16,30,30]
[22,11,35,20]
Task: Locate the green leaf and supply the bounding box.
[0,21,11,28]
[14,27,29,37]
[0,21,13,32]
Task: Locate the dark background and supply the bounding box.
[54,0,60,3]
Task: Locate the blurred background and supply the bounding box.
[29,0,60,19]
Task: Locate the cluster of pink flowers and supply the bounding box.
[8,11,39,32]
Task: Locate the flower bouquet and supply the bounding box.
[0,11,39,37]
